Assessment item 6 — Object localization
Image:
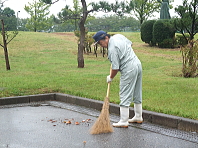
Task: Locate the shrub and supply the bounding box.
[175,34,190,47]
[181,40,198,78]
[158,38,175,48]
[153,19,176,48]
[140,20,156,46]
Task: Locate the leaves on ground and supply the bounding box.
[45,117,93,127]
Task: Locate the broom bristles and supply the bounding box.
[90,96,114,134]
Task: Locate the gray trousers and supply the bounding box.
[119,58,142,107]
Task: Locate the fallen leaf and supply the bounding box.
[66,121,71,124]
[75,122,80,125]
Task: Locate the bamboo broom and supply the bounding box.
[90,66,114,134]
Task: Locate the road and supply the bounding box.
[0,101,197,148]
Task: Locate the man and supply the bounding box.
[93,30,143,128]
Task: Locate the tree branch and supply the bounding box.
[0,0,7,6]
[0,44,4,48]
[42,0,59,4]
[51,0,59,4]
[7,35,17,45]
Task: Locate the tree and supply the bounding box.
[43,0,91,68]
[174,0,198,77]
[0,0,7,7]
[0,19,18,70]
[1,7,15,17]
[141,20,156,46]
[24,0,52,32]
[73,0,81,30]
[174,0,198,40]
[91,1,131,16]
[0,5,18,70]
[52,15,140,32]
[153,19,175,48]
[42,0,137,68]
[17,18,29,31]
[129,0,161,24]
[55,0,82,31]
[53,23,75,32]
[86,15,140,32]
[0,7,17,30]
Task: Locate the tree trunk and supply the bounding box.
[78,18,85,68]
[77,0,88,68]
[189,41,194,67]
[1,19,10,70]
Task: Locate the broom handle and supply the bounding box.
[106,83,110,98]
[106,65,112,98]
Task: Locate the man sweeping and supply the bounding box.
[93,30,143,128]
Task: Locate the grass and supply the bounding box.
[0,31,197,120]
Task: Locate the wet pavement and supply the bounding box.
[0,101,197,148]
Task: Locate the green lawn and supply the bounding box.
[0,31,197,120]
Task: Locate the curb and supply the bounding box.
[0,93,197,133]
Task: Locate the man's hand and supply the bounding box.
[107,75,113,83]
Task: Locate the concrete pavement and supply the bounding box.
[0,93,197,148]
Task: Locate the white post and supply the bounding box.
[17,11,20,30]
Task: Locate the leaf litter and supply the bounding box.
[45,117,93,127]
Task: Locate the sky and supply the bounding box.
[3,0,183,19]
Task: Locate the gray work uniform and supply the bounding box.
[108,34,142,107]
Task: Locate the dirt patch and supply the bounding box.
[136,49,182,61]
[52,32,75,36]
[135,43,180,51]
[50,32,77,43]
[133,43,182,61]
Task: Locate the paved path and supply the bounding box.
[0,101,197,148]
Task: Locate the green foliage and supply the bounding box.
[2,7,15,17]
[0,30,18,45]
[56,1,82,31]
[74,29,94,53]
[132,0,161,24]
[57,5,73,21]
[174,0,198,78]
[42,0,52,4]
[42,0,63,5]
[158,38,175,48]
[153,19,176,48]
[24,0,52,32]
[91,1,131,16]
[0,32,198,119]
[0,7,17,31]
[140,20,156,46]
[52,15,140,32]
[91,0,161,25]
[53,23,75,32]
[86,15,140,32]
[174,0,198,40]
[17,18,29,31]
[181,40,198,78]
[175,33,190,47]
